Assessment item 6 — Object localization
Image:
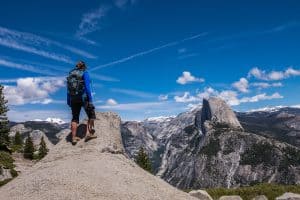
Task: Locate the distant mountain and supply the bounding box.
[121,98,300,189]
[237,106,300,147]
[9,120,69,146]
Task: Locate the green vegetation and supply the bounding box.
[206,183,300,200]
[240,142,276,167]
[10,168,18,177]
[135,147,152,173]
[279,146,300,171]
[23,136,35,160]
[0,178,12,187]
[0,151,14,169]
[0,84,10,150]
[38,136,48,159]
[10,131,23,153]
[200,138,220,158]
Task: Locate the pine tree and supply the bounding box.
[0,85,10,149]
[135,147,152,173]
[23,136,34,159]
[14,132,23,146]
[38,136,48,159]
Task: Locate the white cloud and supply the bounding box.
[174,92,198,103]
[174,86,283,106]
[111,88,155,98]
[158,95,168,101]
[176,71,205,85]
[3,77,65,105]
[240,92,283,103]
[232,77,249,93]
[106,98,118,106]
[174,87,217,103]
[218,90,240,106]
[248,67,300,81]
[76,6,109,37]
[251,82,283,89]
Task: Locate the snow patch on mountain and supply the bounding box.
[33,118,66,124]
[144,116,175,123]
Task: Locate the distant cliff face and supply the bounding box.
[122,98,300,189]
[1,112,197,200]
[237,107,300,147]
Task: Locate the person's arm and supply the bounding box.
[83,71,93,102]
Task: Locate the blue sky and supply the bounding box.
[1,0,300,122]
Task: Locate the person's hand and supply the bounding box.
[87,102,95,110]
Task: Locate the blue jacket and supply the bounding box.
[67,70,93,106]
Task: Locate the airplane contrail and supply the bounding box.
[90,32,208,71]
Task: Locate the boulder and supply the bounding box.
[219,195,243,200]
[252,195,268,200]
[276,193,300,200]
[189,189,213,200]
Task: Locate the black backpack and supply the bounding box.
[67,68,85,96]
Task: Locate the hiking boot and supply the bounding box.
[85,134,97,142]
[72,136,81,145]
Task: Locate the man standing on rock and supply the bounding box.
[67,61,97,144]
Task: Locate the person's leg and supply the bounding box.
[84,102,97,139]
[71,121,78,139]
[71,101,82,143]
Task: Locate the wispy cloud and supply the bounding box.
[0,26,96,61]
[0,38,73,64]
[97,101,166,111]
[0,58,56,75]
[90,32,208,71]
[111,88,156,98]
[75,6,110,45]
[90,74,120,82]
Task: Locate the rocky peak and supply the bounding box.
[202,97,243,131]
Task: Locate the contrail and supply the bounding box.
[90,32,208,71]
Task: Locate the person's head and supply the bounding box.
[76,61,86,70]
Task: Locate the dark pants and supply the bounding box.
[71,97,96,123]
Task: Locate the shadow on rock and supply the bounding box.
[65,124,87,143]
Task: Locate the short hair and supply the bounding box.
[76,61,86,69]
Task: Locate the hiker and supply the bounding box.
[67,61,97,144]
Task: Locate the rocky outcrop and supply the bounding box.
[276,193,300,200]
[0,112,197,200]
[189,190,213,200]
[202,97,243,131]
[252,195,268,200]
[219,196,243,200]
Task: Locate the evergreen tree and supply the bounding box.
[23,136,34,159]
[14,132,23,146]
[38,136,48,159]
[135,147,152,173]
[0,85,10,149]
